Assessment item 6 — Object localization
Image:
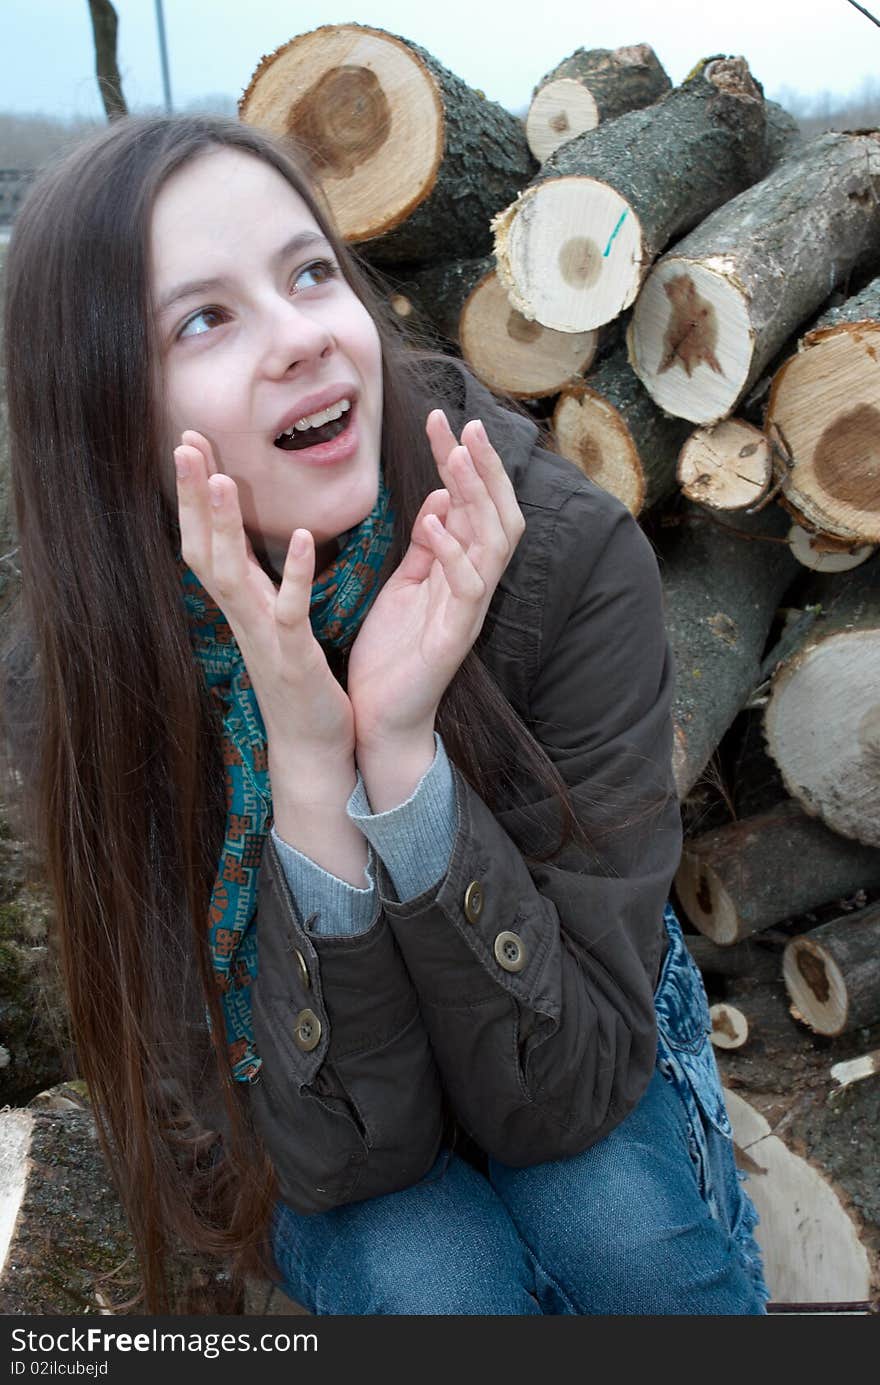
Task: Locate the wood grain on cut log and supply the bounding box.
[766,320,880,545]
[786,523,876,573]
[678,419,772,510]
[492,56,766,333]
[763,555,880,846]
[710,1003,749,1048]
[526,44,671,163]
[552,343,690,514]
[628,132,880,426]
[723,1088,873,1304]
[239,24,536,264]
[395,256,597,397]
[675,799,880,944]
[658,498,799,797]
[710,970,880,1298]
[783,902,880,1036]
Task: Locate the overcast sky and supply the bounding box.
[2,0,878,119]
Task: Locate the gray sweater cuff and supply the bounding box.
[269,828,379,937]
[348,731,456,901]
[269,733,456,935]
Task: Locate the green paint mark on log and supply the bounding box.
[603,210,628,257]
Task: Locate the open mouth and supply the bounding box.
[273,400,355,451]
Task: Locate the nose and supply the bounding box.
[259,296,334,377]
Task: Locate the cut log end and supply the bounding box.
[526,79,598,163]
[787,523,877,572]
[551,387,644,512]
[782,938,848,1036]
[493,179,644,332]
[674,852,741,944]
[678,420,772,509]
[239,26,443,244]
[628,257,753,424]
[460,273,596,398]
[710,1003,749,1048]
[766,323,880,545]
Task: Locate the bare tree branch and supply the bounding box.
[86,0,128,122]
[845,0,880,29]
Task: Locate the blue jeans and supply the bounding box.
[270,905,770,1314]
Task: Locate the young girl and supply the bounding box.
[1,113,768,1316]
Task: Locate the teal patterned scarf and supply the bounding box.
[179,470,395,1082]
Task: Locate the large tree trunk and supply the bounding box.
[675,799,880,944]
[492,57,766,333]
[526,44,671,163]
[239,24,536,265]
[627,132,880,425]
[552,341,691,514]
[86,0,128,122]
[657,499,799,797]
[763,556,880,846]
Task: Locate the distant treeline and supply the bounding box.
[1,79,879,174]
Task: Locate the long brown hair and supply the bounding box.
[1,114,600,1313]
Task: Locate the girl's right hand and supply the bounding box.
[173,429,356,766]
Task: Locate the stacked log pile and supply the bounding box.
[1,24,879,1313]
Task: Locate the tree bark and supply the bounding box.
[239,24,536,265]
[0,1086,242,1314]
[657,498,799,797]
[493,56,766,332]
[628,132,880,425]
[86,0,128,122]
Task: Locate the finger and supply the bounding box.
[460,419,527,548]
[446,444,509,570]
[207,473,253,602]
[174,442,214,570]
[392,490,452,585]
[181,429,219,477]
[423,514,486,614]
[274,527,315,633]
[425,409,466,501]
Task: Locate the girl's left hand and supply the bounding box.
[346,412,526,752]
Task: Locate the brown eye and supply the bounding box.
[291,259,339,293]
[179,307,226,339]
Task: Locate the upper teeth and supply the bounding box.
[279,399,351,437]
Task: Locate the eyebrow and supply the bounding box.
[156,230,332,316]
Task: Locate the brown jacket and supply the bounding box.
[247,364,683,1214]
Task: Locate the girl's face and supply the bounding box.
[150,147,384,575]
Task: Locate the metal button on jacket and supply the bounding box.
[494,930,526,973]
[464,880,484,923]
[293,1008,321,1052]
[293,947,310,989]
